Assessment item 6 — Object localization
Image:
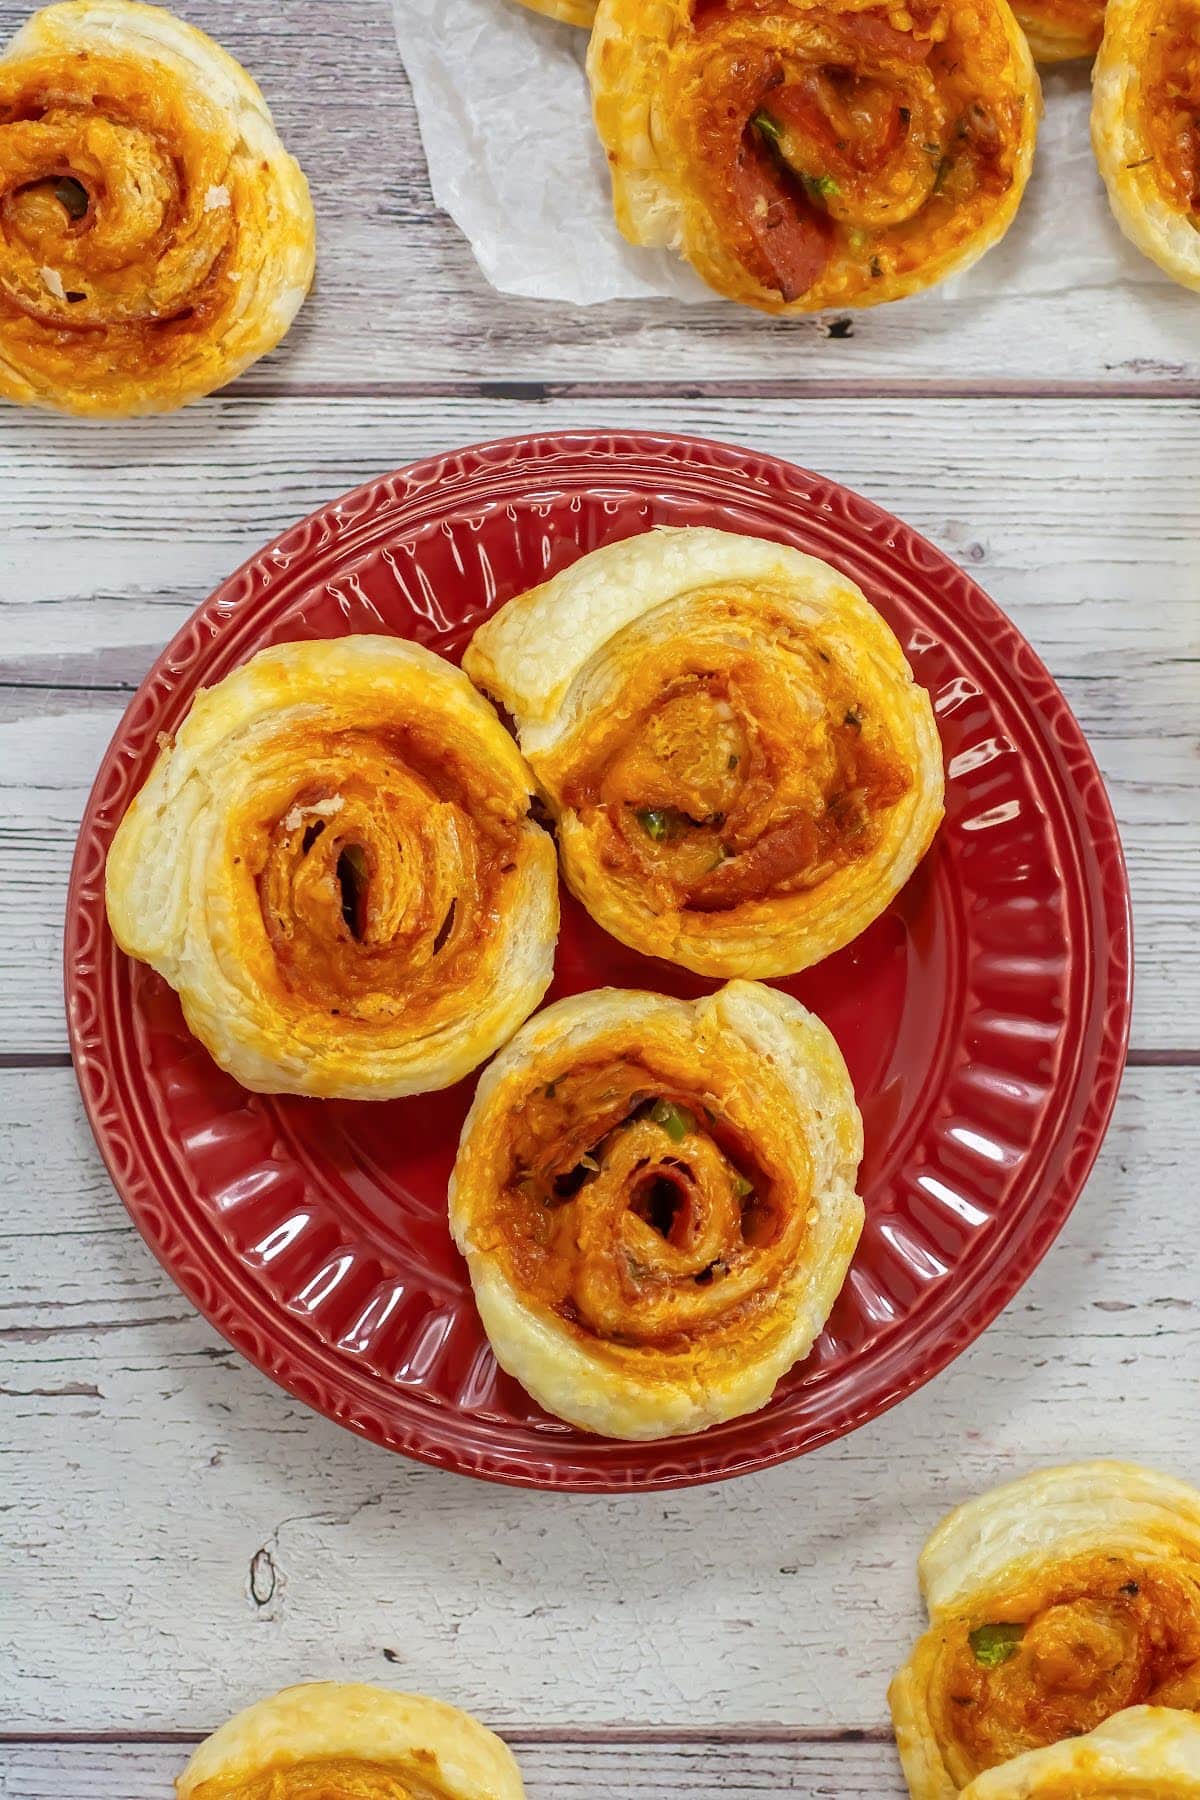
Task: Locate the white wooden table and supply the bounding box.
[3,3,1198,1793]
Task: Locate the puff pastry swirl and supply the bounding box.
[464,527,944,979]
[105,636,558,1100]
[587,0,1040,311]
[1092,0,1200,292]
[176,1682,527,1800]
[449,979,864,1440]
[1011,2,1105,62]
[959,1707,1200,1797]
[890,1461,1200,1799]
[0,0,315,415]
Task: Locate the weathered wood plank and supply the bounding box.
[3,1065,1196,1731]
[0,0,1195,388]
[1,395,1194,1052]
[0,1733,902,1799]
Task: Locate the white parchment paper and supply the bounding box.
[392,0,1163,307]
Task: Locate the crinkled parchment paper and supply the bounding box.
[393,0,1163,307]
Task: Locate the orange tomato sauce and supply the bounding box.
[933,1552,1200,1778]
[559,634,911,917]
[1142,1,1200,215]
[679,0,1026,299]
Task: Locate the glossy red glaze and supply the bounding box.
[64,432,1133,1491]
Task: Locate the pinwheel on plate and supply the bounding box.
[0,0,314,415]
[449,979,864,1440]
[1093,0,1200,292]
[464,526,944,978]
[176,1683,526,1800]
[587,0,1041,311]
[104,636,559,1100]
[890,1462,1200,1798]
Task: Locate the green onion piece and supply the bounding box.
[801,172,841,202]
[732,1171,755,1199]
[650,1099,694,1143]
[636,809,670,842]
[968,1623,1025,1668]
[751,109,783,145]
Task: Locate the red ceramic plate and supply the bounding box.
[65,432,1132,1491]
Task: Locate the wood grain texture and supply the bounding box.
[0,1733,900,1799]
[0,0,1195,390]
[2,395,1194,1053]
[3,1065,1197,1735]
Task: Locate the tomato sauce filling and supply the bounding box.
[681,0,1022,299]
[249,725,518,1021]
[191,1761,435,1800]
[483,1056,802,1350]
[1142,2,1200,215]
[933,1552,1200,1778]
[560,646,911,918]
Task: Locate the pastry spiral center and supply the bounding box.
[672,0,1019,298]
[562,628,911,915]
[491,1057,809,1346]
[0,57,230,326]
[934,1554,1200,1780]
[241,727,513,1023]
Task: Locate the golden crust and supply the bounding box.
[587,0,1041,312]
[464,526,944,979]
[176,1682,526,1800]
[0,0,315,416]
[890,1462,1200,1799]
[105,635,558,1100]
[511,0,597,26]
[448,979,863,1440]
[1092,0,1200,292]
[960,1708,1200,1797]
[1011,2,1105,62]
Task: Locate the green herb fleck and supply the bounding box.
[751,108,783,145]
[968,1623,1025,1669]
[801,171,841,202]
[636,808,670,842]
[732,1170,755,1200]
[650,1099,695,1143]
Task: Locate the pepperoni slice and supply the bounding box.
[730,136,832,302]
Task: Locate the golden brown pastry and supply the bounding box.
[1093,0,1200,292]
[176,1682,527,1800]
[512,0,597,26]
[105,636,558,1100]
[587,0,1041,312]
[463,526,944,979]
[890,1462,1200,1799]
[448,979,863,1440]
[959,1707,1200,1798]
[1011,1,1105,61]
[0,0,315,415]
